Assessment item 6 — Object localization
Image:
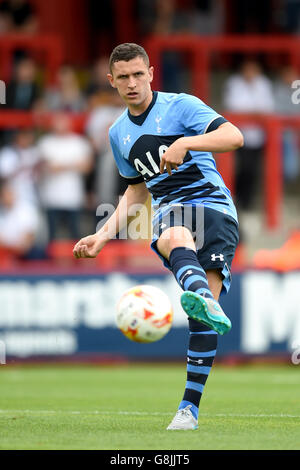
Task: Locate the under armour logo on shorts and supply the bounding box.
[211,253,224,262]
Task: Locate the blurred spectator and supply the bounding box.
[85,89,125,206]
[38,113,93,241]
[43,65,86,113]
[138,0,184,92]
[84,57,114,110]
[0,128,40,205]
[88,0,115,57]
[6,56,40,110]
[138,0,223,35]
[231,0,272,33]
[281,0,300,34]
[274,65,300,181]
[0,0,38,34]
[138,0,224,92]
[186,0,224,34]
[0,178,40,260]
[223,59,275,210]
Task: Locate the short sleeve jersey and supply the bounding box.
[109,91,237,222]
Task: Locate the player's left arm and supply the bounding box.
[160,122,244,175]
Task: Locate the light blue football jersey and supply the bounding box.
[109,91,238,222]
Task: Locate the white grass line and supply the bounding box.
[210,413,300,419]
[0,410,171,416]
[0,410,299,419]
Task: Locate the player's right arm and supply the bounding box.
[73,181,148,259]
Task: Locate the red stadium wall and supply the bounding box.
[31,0,90,64]
[31,0,137,63]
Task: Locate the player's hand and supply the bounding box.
[160,138,188,176]
[73,234,106,259]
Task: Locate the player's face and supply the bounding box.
[107,57,154,114]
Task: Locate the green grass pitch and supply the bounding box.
[0,363,299,450]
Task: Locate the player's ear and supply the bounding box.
[107,73,116,88]
[149,66,154,83]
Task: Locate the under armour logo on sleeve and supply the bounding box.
[123,134,131,145]
[211,253,224,262]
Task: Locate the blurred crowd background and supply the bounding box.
[0,0,299,268]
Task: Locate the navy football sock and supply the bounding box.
[169,247,214,299]
[169,247,217,419]
[179,318,218,419]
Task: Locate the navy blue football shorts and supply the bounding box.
[151,204,239,295]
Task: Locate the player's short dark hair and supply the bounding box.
[109,43,149,73]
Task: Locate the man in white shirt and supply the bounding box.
[223,60,275,210]
[85,90,125,205]
[38,113,93,240]
[274,65,299,181]
[0,179,39,259]
[0,129,40,206]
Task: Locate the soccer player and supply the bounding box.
[73,43,244,430]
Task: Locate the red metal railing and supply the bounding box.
[218,114,300,229]
[0,110,298,230]
[144,34,300,102]
[0,110,87,131]
[143,34,300,229]
[217,113,300,230]
[1,34,298,229]
[0,34,64,84]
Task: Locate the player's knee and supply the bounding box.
[157,226,195,260]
